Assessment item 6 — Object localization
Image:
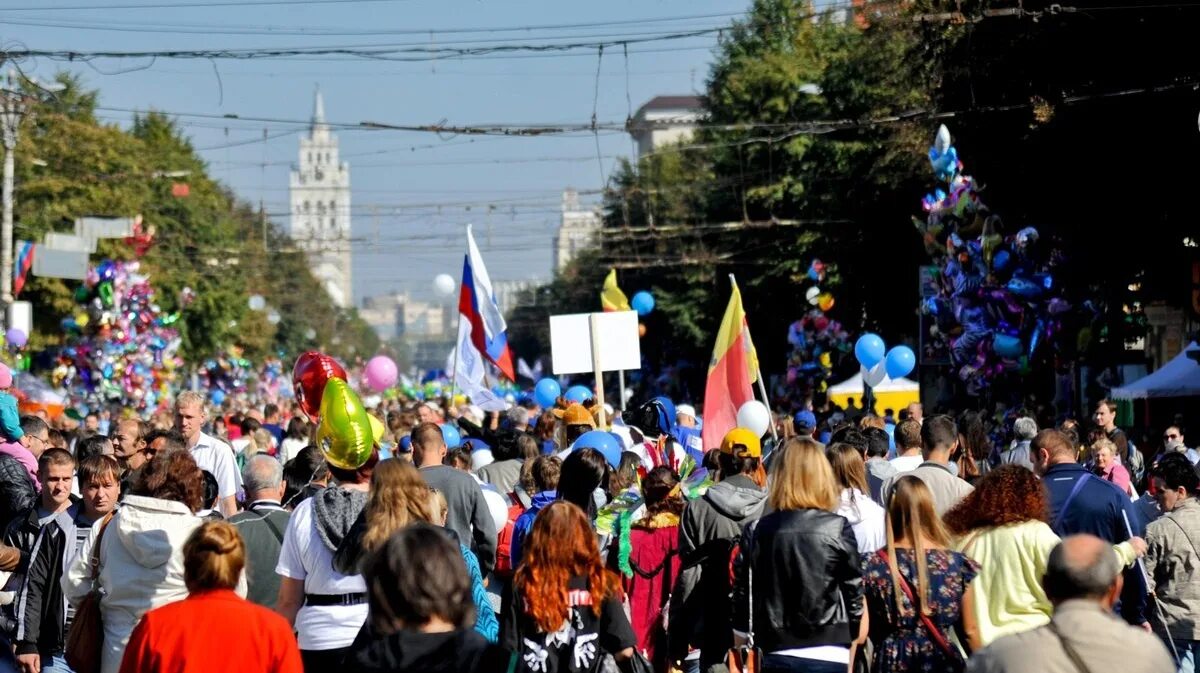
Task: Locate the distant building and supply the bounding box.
[492,278,541,318]
[553,188,601,272]
[358,292,450,341]
[289,88,352,307]
[629,95,705,157]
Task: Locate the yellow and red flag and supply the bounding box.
[701,282,760,450]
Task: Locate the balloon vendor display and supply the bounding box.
[786,258,852,399]
[53,259,185,410]
[913,125,1072,394]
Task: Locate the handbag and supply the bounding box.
[878,549,958,659]
[65,511,115,673]
[725,530,762,673]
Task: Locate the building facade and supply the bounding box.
[289,88,352,307]
[628,95,705,157]
[553,188,601,273]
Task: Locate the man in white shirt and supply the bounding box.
[174,391,241,516]
[890,418,924,473]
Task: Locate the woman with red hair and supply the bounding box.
[944,464,1143,649]
[503,501,635,673]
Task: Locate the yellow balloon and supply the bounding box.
[315,378,374,470]
[368,414,386,446]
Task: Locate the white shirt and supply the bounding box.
[279,437,308,464]
[890,454,924,473]
[189,431,243,500]
[837,488,886,554]
[275,496,368,651]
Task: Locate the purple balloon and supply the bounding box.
[5,328,27,348]
[364,355,398,392]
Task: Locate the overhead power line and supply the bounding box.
[0,0,421,11]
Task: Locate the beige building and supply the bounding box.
[553,188,601,272]
[628,95,705,157]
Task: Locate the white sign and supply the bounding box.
[32,247,88,280]
[549,311,641,375]
[44,232,96,253]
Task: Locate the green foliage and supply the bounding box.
[12,74,376,364]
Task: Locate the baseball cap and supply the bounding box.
[553,403,596,428]
[794,410,817,432]
[720,428,762,458]
[677,404,697,419]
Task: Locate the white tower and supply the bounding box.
[289,88,352,307]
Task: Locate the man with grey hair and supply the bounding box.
[1000,416,1038,471]
[229,454,290,609]
[174,391,241,516]
[506,405,530,433]
[968,534,1170,673]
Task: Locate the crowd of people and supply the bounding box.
[0,380,1192,673]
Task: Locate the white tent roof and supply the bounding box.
[828,371,918,394]
[1111,342,1200,400]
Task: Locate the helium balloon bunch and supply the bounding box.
[293,351,378,470]
[854,333,916,386]
[786,258,851,396]
[57,259,184,411]
[913,125,1072,394]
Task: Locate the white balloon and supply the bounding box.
[805,286,821,305]
[247,294,266,311]
[737,400,771,438]
[433,273,457,297]
[863,362,888,388]
[934,124,952,154]
[267,310,282,325]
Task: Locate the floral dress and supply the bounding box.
[861,548,979,672]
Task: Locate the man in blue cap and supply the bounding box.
[674,404,705,463]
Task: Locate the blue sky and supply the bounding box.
[9,0,753,304]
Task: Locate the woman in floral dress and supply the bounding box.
[862,475,980,672]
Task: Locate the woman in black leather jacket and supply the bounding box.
[732,437,864,673]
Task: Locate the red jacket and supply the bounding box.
[119,589,302,673]
[613,514,681,668]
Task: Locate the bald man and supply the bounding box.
[968,535,1171,673]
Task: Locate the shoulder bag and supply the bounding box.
[878,549,958,659]
[726,526,762,673]
[65,511,115,673]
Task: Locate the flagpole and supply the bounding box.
[730,274,778,443]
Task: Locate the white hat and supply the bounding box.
[470,448,495,471]
[677,404,697,419]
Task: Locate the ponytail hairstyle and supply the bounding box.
[884,476,950,617]
[183,521,246,592]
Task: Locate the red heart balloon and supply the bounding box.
[293,351,348,421]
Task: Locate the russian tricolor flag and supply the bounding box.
[457,225,516,381]
[13,241,34,298]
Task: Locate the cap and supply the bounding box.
[553,403,596,428]
[794,410,817,432]
[676,404,697,419]
[720,428,762,458]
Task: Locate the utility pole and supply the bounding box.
[0,69,23,308]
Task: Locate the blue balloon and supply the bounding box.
[573,430,622,468]
[210,389,226,406]
[884,345,916,379]
[854,333,886,369]
[631,291,655,316]
[992,249,1011,271]
[533,378,561,408]
[441,423,462,448]
[564,385,592,404]
[993,333,1023,358]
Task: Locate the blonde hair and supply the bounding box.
[884,476,951,617]
[1091,438,1117,459]
[184,521,245,592]
[428,488,449,526]
[769,437,839,512]
[361,459,435,553]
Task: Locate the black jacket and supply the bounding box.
[732,508,863,652]
[668,474,766,666]
[0,453,35,531]
[14,507,98,657]
[347,628,509,673]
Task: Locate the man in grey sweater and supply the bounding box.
[413,422,497,574]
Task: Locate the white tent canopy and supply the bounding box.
[1111,342,1200,400]
[828,372,919,394]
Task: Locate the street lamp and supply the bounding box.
[0,70,63,310]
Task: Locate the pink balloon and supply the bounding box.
[364,355,398,392]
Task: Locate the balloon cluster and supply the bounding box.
[786,259,851,394]
[199,351,288,407]
[293,351,378,470]
[913,125,1071,393]
[854,334,915,386]
[55,259,184,410]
